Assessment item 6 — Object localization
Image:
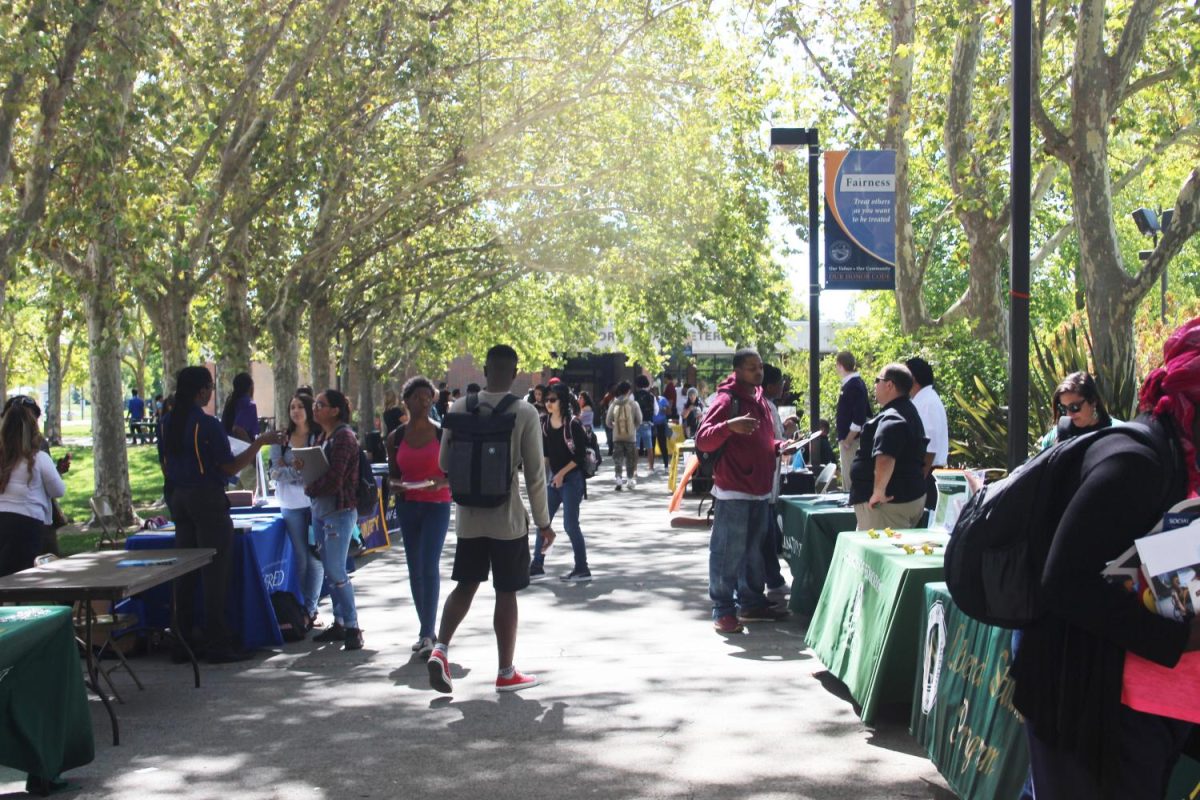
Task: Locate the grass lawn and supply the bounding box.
[60,418,94,438]
[57,443,164,522]
[55,443,166,556]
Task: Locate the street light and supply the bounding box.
[770,126,821,430]
[1132,206,1173,323]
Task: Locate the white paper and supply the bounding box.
[228,436,251,456]
[1135,520,1200,579]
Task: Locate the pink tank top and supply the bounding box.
[395,437,451,503]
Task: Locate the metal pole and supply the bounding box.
[1008,0,1032,472]
[808,129,822,430]
[1157,229,1165,324]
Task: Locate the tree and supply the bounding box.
[0,0,106,334]
[1033,0,1200,403]
[775,0,1200,404]
[43,0,148,525]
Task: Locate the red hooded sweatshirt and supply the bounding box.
[694,374,785,496]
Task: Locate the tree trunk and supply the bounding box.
[1069,0,1134,410]
[339,327,354,400]
[85,245,136,526]
[44,299,64,445]
[966,237,1008,347]
[268,312,300,427]
[217,217,253,386]
[145,291,191,391]
[355,331,376,435]
[1073,151,1138,407]
[217,265,252,399]
[885,0,922,333]
[309,298,335,390]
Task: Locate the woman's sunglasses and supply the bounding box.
[544,397,559,404]
[1057,401,1086,414]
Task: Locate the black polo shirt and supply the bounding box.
[158,406,235,489]
[848,396,927,505]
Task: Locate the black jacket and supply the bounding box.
[1013,415,1189,793]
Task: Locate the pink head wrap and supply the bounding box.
[1138,316,1200,495]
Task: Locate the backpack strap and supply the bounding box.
[490,393,519,415]
[386,423,406,479]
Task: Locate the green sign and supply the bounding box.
[778,496,857,615]
[910,583,1028,800]
[805,531,948,723]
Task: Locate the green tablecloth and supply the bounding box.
[0,606,94,781]
[805,530,948,724]
[778,494,857,615]
[910,582,1028,800]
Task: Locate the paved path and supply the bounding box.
[1,463,953,799]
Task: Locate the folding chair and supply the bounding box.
[73,599,144,704]
[814,463,838,494]
[90,496,121,549]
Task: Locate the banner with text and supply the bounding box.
[824,150,897,290]
[911,582,1029,800]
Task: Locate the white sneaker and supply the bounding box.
[615,477,626,491]
[628,478,637,490]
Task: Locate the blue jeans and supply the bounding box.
[709,498,768,619]
[534,470,587,571]
[761,503,786,592]
[636,422,653,451]
[314,508,358,629]
[397,500,450,639]
[280,506,324,616]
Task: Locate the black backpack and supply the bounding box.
[944,422,1172,628]
[634,389,656,423]
[271,591,308,642]
[546,417,599,479]
[354,447,378,516]
[442,393,520,507]
[691,391,739,494]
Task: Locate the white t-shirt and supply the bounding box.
[911,385,949,467]
[0,450,65,523]
[269,444,312,510]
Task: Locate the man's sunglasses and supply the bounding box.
[1057,401,1086,414]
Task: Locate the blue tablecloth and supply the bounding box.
[122,517,293,649]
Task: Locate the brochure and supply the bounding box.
[117,557,178,567]
[1134,521,1200,621]
[1115,512,1200,724]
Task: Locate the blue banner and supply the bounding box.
[825,150,897,290]
[358,476,390,554]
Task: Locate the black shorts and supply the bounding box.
[451,535,531,592]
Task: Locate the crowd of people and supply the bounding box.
[11,324,1200,797]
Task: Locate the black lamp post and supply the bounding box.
[1009,0,1033,472]
[1132,206,1172,324]
[769,126,821,429]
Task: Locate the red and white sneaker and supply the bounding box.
[427,649,452,693]
[495,669,539,693]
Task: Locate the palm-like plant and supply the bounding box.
[950,319,1132,468]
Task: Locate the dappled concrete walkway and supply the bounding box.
[0,462,953,799]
